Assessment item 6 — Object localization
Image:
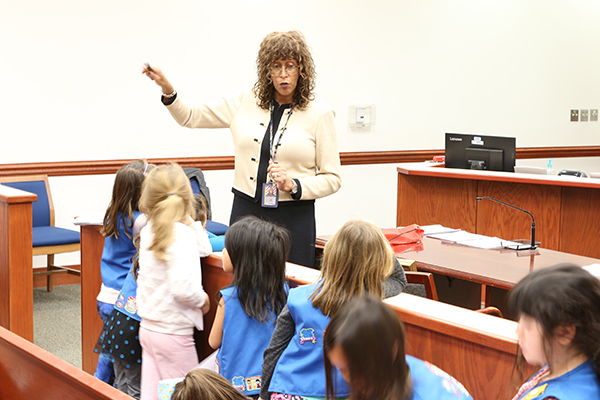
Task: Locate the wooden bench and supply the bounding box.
[0,325,132,399]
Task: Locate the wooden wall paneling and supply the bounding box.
[559,186,600,258]
[397,174,477,232]
[401,323,517,400]
[3,145,600,177]
[0,185,36,342]
[80,225,105,374]
[476,181,561,250]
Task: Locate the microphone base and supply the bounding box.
[503,238,541,251]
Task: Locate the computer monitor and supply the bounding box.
[445,133,516,172]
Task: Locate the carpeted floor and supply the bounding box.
[33,284,82,369]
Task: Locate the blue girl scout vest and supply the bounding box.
[268,283,350,397]
[516,360,600,400]
[101,211,142,291]
[407,355,473,399]
[215,286,278,396]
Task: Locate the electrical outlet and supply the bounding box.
[571,109,579,122]
[581,109,589,122]
[591,109,598,122]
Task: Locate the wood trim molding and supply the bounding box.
[1,146,599,177]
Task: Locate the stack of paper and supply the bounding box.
[422,225,523,249]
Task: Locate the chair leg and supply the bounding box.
[47,254,55,292]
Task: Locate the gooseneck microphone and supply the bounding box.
[476,196,538,250]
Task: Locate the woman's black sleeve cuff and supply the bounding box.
[161,93,177,106]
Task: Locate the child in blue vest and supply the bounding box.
[95,159,150,384]
[324,294,473,400]
[208,215,290,398]
[260,219,406,400]
[508,264,600,400]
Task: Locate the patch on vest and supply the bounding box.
[232,376,246,391]
[124,296,137,314]
[299,328,317,344]
[522,384,548,400]
[245,376,261,391]
[115,293,125,309]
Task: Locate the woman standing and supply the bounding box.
[144,31,342,268]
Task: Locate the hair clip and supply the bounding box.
[167,192,175,196]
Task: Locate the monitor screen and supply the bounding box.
[445,133,516,172]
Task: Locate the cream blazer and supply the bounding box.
[166,91,342,201]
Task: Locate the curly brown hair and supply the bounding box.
[252,31,316,110]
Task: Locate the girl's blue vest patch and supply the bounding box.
[268,283,349,397]
[100,211,141,291]
[114,269,140,321]
[216,286,277,396]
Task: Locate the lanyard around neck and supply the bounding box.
[269,102,295,162]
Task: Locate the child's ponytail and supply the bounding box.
[139,163,194,262]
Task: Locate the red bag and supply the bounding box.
[382,224,424,245]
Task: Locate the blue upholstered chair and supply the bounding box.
[0,175,81,291]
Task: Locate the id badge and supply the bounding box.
[261,182,279,208]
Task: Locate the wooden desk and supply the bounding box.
[402,237,600,290]
[397,163,600,259]
[0,184,36,342]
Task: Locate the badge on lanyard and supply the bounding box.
[261,102,295,209]
[261,181,279,208]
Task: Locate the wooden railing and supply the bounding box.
[2,146,599,177]
[0,326,132,399]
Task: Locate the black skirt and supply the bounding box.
[230,195,316,268]
[100,310,142,369]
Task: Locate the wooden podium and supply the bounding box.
[397,163,600,259]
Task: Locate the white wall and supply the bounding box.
[2,1,600,265]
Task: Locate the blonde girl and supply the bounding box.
[260,219,404,400]
[136,163,212,400]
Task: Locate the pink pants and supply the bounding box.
[139,326,199,400]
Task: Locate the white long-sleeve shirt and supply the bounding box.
[137,221,212,335]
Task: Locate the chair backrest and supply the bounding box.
[184,167,212,221]
[405,271,439,301]
[0,175,53,227]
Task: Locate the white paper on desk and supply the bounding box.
[428,230,487,242]
[583,264,600,278]
[421,224,461,236]
[462,237,525,249]
[169,294,204,331]
[73,211,105,226]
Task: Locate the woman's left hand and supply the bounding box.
[268,161,294,192]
